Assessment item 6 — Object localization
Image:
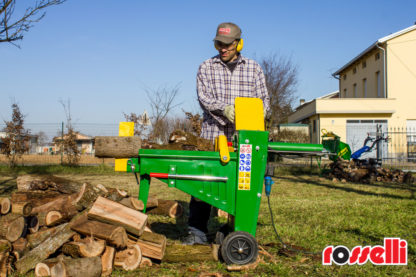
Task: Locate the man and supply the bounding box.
[183,22,270,245]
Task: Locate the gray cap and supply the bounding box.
[214,22,241,44]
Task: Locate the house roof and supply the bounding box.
[295,91,339,110]
[333,24,416,76]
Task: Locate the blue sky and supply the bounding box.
[1,0,416,125]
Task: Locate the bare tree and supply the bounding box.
[146,84,183,143]
[1,0,66,47]
[123,111,151,138]
[260,54,298,128]
[1,102,30,167]
[36,131,48,145]
[58,99,80,165]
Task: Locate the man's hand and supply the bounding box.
[224,105,235,123]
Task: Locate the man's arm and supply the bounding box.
[254,65,270,116]
[197,64,228,126]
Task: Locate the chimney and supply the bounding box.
[299,99,305,106]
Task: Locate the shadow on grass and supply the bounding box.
[278,176,415,200]
[0,177,17,195]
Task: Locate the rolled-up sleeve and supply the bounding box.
[197,64,227,126]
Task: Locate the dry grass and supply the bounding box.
[0,154,114,166]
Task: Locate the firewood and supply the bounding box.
[16,175,82,194]
[11,191,62,208]
[51,257,102,277]
[27,225,65,249]
[11,201,33,216]
[146,196,159,209]
[133,231,166,260]
[94,136,141,158]
[15,210,88,275]
[62,238,105,258]
[163,244,219,263]
[119,197,144,211]
[35,262,52,277]
[0,198,11,215]
[114,244,142,271]
[71,220,128,249]
[0,213,26,242]
[88,196,147,237]
[140,257,152,268]
[105,188,128,202]
[147,199,183,218]
[31,194,77,215]
[72,183,107,211]
[101,246,115,277]
[12,237,27,259]
[0,251,10,277]
[217,209,228,219]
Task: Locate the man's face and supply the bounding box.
[215,40,238,63]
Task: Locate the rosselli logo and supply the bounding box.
[322,238,407,265]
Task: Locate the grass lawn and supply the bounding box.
[0,165,415,276]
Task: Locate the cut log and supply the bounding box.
[11,201,33,216]
[27,216,40,233]
[0,251,10,277]
[15,210,87,275]
[88,196,147,237]
[51,257,102,277]
[105,188,128,202]
[72,183,107,211]
[0,213,26,242]
[134,231,166,260]
[35,262,52,277]
[114,244,142,271]
[31,194,77,215]
[140,257,152,268]
[16,175,82,194]
[147,199,183,218]
[94,136,141,158]
[145,196,159,209]
[71,220,128,249]
[0,198,11,215]
[101,246,115,277]
[62,238,106,258]
[163,244,218,263]
[119,197,144,211]
[27,225,64,249]
[12,237,28,259]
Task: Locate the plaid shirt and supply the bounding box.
[197,54,270,141]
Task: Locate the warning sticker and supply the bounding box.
[238,144,252,190]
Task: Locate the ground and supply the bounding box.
[0,165,415,276]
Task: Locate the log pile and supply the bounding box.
[328,159,414,184]
[0,174,190,276]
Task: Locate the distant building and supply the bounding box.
[53,132,94,155]
[0,131,38,154]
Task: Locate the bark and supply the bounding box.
[62,238,105,258]
[101,246,115,277]
[88,196,147,237]
[0,213,26,242]
[71,220,128,249]
[31,194,77,215]
[51,257,102,277]
[163,244,219,263]
[105,188,128,202]
[11,201,33,216]
[147,199,183,218]
[0,198,11,215]
[94,136,141,158]
[114,244,142,271]
[72,183,107,211]
[119,197,144,211]
[134,231,166,260]
[11,191,62,207]
[15,210,88,274]
[12,237,27,258]
[27,225,63,249]
[16,175,82,194]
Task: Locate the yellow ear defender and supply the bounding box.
[214,39,244,52]
[236,38,243,52]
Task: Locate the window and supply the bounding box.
[362,61,367,68]
[343,74,347,80]
[375,52,380,60]
[353,67,357,74]
[376,71,381,97]
[313,120,316,133]
[353,83,357,97]
[343,88,347,98]
[363,78,367,97]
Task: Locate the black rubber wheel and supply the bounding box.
[220,231,258,265]
[215,231,225,245]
